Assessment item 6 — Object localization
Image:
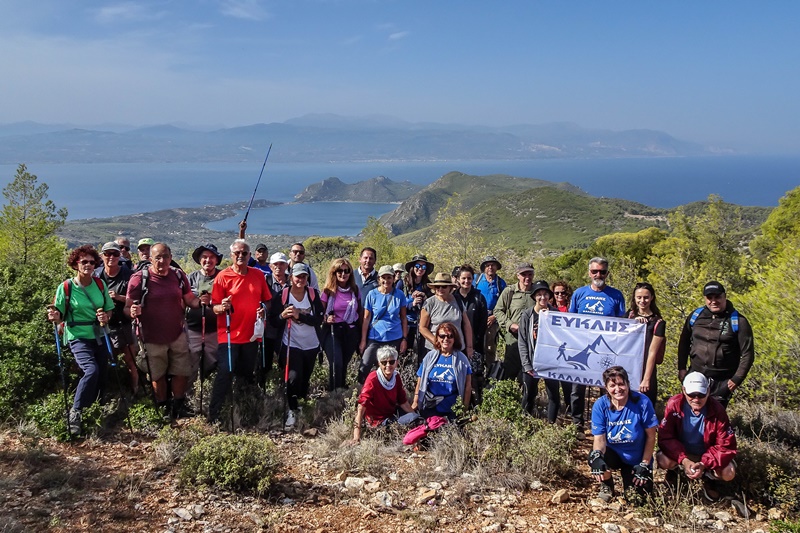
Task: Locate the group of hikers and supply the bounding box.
[47,233,753,503]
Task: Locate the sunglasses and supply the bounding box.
[687,392,706,399]
[414,264,427,270]
[291,249,305,254]
[232,250,249,256]
[336,268,351,274]
[119,245,130,251]
[590,269,608,275]
[103,252,121,257]
[554,291,567,296]
[78,259,96,265]
[379,359,397,366]
[437,333,454,340]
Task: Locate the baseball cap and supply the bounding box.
[255,243,268,252]
[683,372,709,396]
[378,265,395,277]
[703,281,726,296]
[515,262,535,275]
[270,252,289,264]
[291,263,309,276]
[137,238,155,249]
[101,242,121,253]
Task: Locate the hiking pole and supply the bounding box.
[98,310,134,436]
[243,143,273,223]
[132,301,160,412]
[283,319,292,431]
[330,319,336,391]
[199,303,206,417]
[49,309,71,440]
[226,307,235,431]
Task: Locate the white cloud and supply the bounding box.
[388,31,409,41]
[220,0,270,21]
[94,2,160,24]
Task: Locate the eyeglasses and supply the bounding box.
[119,245,130,251]
[414,264,427,270]
[687,392,706,399]
[437,333,454,340]
[291,249,305,255]
[103,252,121,257]
[232,250,249,256]
[379,359,397,366]
[554,291,567,296]
[78,259,96,265]
[590,269,608,275]
[336,268,351,275]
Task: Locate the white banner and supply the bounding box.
[532,311,646,390]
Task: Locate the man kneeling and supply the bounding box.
[656,372,737,501]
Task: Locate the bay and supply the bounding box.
[1,156,798,235]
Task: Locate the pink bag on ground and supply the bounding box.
[402,415,449,445]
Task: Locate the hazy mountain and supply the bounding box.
[0,114,720,164]
[294,176,422,203]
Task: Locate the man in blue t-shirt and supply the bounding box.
[567,257,627,438]
[474,256,507,367]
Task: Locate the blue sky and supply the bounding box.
[1,1,798,152]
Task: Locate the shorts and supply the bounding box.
[108,323,135,350]
[136,335,192,381]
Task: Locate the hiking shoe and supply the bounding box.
[575,426,587,441]
[664,468,680,493]
[701,476,720,501]
[171,398,194,419]
[285,409,296,430]
[68,408,82,437]
[597,482,615,503]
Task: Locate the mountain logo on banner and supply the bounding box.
[557,335,617,371]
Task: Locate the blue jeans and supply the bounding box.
[69,338,109,410]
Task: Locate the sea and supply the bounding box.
[1,156,798,236]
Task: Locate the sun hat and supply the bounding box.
[378,265,395,277]
[683,372,710,396]
[192,243,223,264]
[393,262,407,274]
[515,262,535,275]
[428,272,457,288]
[480,255,502,272]
[270,252,289,264]
[291,263,310,276]
[405,254,434,275]
[531,280,553,299]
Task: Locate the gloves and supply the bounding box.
[588,450,607,476]
[633,462,652,484]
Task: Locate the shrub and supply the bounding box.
[734,437,800,514]
[179,434,281,495]
[728,401,800,447]
[24,393,107,441]
[152,419,215,467]
[127,398,167,436]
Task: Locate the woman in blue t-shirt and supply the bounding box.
[412,322,472,419]
[588,366,658,503]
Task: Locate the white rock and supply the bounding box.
[551,488,569,503]
[481,524,501,533]
[173,508,193,521]
[373,491,393,508]
[389,472,398,481]
[767,508,783,520]
[192,505,205,518]
[530,480,543,490]
[644,517,660,527]
[713,511,733,523]
[344,477,365,492]
[364,481,381,494]
[428,481,443,490]
[692,506,710,520]
[601,524,621,533]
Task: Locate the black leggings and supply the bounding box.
[279,345,319,410]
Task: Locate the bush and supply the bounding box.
[179,434,281,495]
[729,401,800,447]
[24,393,107,441]
[734,437,800,514]
[152,419,215,467]
[128,398,167,435]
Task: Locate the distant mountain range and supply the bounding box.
[0,114,726,164]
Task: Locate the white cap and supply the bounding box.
[683,372,709,396]
[270,252,289,265]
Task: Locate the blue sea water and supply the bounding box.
[1,156,797,235]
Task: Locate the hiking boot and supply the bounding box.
[575,426,587,441]
[170,398,194,420]
[285,409,296,430]
[68,408,82,437]
[664,468,680,493]
[597,481,615,503]
[702,475,720,501]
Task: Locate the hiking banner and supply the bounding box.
[532,311,646,389]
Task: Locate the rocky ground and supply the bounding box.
[0,423,775,533]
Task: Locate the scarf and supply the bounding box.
[333,286,359,324]
[376,367,397,390]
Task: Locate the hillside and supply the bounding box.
[380,172,586,235]
[294,176,422,203]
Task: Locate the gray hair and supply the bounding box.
[377,345,399,362]
[588,256,609,269]
[230,239,250,253]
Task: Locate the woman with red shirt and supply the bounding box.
[352,346,416,443]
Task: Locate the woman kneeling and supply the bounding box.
[589,366,658,502]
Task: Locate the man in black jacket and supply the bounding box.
[677,281,754,407]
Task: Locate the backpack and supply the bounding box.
[281,286,317,306]
[139,265,185,306]
[59,278,106,327]
[689,307,739,332]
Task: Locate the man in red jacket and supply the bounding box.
[656,372,737,500]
